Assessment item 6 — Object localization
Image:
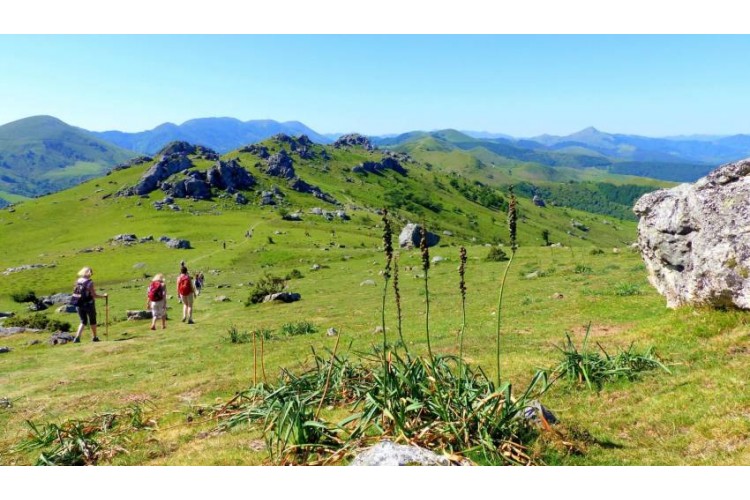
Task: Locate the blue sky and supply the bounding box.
[1,35,750,137]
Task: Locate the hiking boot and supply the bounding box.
[73,336,81,343]
[181,317,186,322]
[150,325,156,331]
[92,337,101,342]
[187,319,194,324]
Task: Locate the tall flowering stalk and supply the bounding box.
[393,253,408,354]
[496,187,518,387]
[420,224,433,359]
[381,209,394,354]
[458,246,468,362]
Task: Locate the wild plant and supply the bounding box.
[495,186,518,386]
[381,209,393,353]
[458,246,468,362]
[420,224,433,359]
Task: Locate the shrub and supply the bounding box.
[246,274,286,305]
[589,248,604,256]
[485,246,509,262]
[227,325,252,344]
[3,314,71,332]
[279,321,317,337]
[11,290,37,303]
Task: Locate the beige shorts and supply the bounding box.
[151,299,167,319]
[180,293,194,306]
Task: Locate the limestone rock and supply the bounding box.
[262,292,301,303]
[634,158,750,309]
[350,440,452,466]
[398,223,440,249]
[127,310,152,320]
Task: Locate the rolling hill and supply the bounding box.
[0,116,134,201]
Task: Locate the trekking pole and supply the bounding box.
[105,296,109,340]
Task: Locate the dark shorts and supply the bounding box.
[77,302,97,326]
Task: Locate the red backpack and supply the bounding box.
[148,281,164,302]
[177,274,193,296]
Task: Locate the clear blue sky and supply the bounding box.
[1,35,750,137]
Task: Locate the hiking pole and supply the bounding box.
[105,296,109,340]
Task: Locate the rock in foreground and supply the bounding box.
[349,440,453,466]
[634,158,750,309]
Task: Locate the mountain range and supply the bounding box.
[3,114,750,206]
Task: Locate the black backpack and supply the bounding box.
[70,279,92,306]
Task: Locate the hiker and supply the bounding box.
[194,271,204,296]
[146,273,167,330]
[177,265,195,324]
[72,267,108,343]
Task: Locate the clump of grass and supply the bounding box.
[285,269,304,280]
[246,274,286,305]
[613,282,642,296]
[227,325,252,344]
[10,290,37,303]
[551,325,670,391]
[3,314,71,332]
[14,403,156,465]
[574,264,593,274]
[485,246,509,262]
[279,321,317,337]
[214,349,551,465]
[589,248,605,256]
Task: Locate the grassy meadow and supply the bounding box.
[1,141,749,465]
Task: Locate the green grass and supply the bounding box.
[1,139,749,465]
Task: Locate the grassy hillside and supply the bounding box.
[0,116,134,198]
[2,138,747,466]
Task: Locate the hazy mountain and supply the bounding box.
[0,115,133,200]
[92,117,332,154]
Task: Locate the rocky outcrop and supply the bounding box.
[398,223,440,249]
[206,159,255,192]
[262,292,301,303]
[288,178,338,205]
[125,154,194,196]
[334,133,373,150]
[634,158,750,309]
[351,157,406,176]
[533,195,546,207]
[157,141,218,159]
[264,150,296,179]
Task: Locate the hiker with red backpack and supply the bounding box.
[71,266,108,343]
[177,266,195,324]
[146,273,167,330]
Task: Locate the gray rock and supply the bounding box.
[127,154,194,196]
[41,293,73,306]
[634,158,750,309]
[56,305,78,314]
[262,292,301,303]
[111,234,138,244]
[398,223,440,249]
[350,440,451,466]
[0,312,14,318]
[48,332,76,345]
[360,279,376,286]
[533,195,546,207]
[265,150,296,179]
[215,295,231,302]
[207,159,255,192]
[283,212,303,221]
[234,192,248,205]
[0,327,42,336]
[126,310,152,320]
[311,264,321,271]
[327,327,338,337]
[0,346,11,354]
[165,238,191,249]
[570,220,589,232]
[442,230,453,236]
[522,400,558,425]
[431,256,445,264]
[2,263,52,275]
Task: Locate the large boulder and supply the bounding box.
[634,158,750,309]
[207,159,255,192]
[129,154,194,196]
[333,133,373,151]
[398,223,440,249]
[265,150,296,179]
